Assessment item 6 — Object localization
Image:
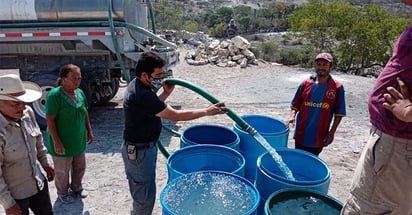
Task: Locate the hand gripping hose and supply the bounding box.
[164,78,257,135]
[157,78,257,158]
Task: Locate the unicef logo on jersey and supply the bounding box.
[326,89,336,100]
[304,101,330,109]
[322,103,330,109]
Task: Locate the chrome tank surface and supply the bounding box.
[0,0,147,27]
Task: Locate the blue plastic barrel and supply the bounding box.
[233,115,289,183]
[265,188,343,215]
[167,144,245,181]
[181,124,240,151]
[255,148,331,214]
[160,171,261,215]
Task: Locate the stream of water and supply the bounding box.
[253,133,295,181]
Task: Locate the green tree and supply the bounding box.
[288,0,332,52]
[288,0,409,74]
[233,5,252,33]
[183,21,199,32]
[154,0,186,30]
[204,7,234,29]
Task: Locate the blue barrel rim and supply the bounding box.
[167,144,246,178]
[160,171,261,215]
[181,124,240,146]
[257,149,330,185]
[233,114,289,136]
[264,187,343,215]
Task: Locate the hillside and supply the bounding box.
[178,0,411,15]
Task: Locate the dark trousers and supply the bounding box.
[15,180,53,215]
[295,143,323,156]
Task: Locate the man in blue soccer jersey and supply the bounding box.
[286,52,346,156]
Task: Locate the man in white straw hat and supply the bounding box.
[0,74,55,215]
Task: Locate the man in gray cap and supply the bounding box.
[0,74,54,215]
[286,52,346,156]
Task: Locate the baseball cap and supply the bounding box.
[315,52,333,63]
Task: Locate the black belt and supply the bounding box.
[124,140,156,151]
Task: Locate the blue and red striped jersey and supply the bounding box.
[291,75,346,148]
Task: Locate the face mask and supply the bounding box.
[151,78,163,90]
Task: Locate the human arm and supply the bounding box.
[85,112,93,144]
[46,115,65,155]
[158,82,175,101]
[0,140,17,213]
[383,77,412,122]
[5,204,22,215]
[286,108,298,128]
[323,115,343,146]
[156,102,227,121]
[0,166,19,213]
[287,83,305,128]
[35,134,55,182]
[27,109,54,182]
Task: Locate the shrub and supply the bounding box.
[259,41,279,62]
[277,47,311,66]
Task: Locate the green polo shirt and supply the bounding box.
[45,86,87,157]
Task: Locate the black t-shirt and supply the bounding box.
[123,78,167,142]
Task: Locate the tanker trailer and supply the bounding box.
[0,0,179,129]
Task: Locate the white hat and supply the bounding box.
[0,74,42,103]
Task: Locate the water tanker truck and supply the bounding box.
[0,0,179,129]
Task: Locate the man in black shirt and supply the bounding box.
[122,52,227,215]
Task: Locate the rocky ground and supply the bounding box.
[0,47,377,214]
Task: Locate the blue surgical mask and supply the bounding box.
[151,78,163,90]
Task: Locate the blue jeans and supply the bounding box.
[122,142,158,215]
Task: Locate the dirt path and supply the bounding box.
[0,49,376,214]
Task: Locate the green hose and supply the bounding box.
[107,0,129,83]
[156,78,258,159]
[147,0,157,34]
[164,78,257,136]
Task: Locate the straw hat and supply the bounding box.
[0,74,42,103]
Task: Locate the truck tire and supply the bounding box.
[29,72,58,130]
[104,78,120,102]
[29,72,92,130]
[94,78,119,105]
[80,80,92,110]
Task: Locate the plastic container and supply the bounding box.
[265,188,343,215]
[255,148,331,214]
[160,171,261,215]
[233,115,289,182]
[181,124,240,151]
[167,144,245,181]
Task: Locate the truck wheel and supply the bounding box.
[80,80,92,110]
[29,72,58,130]
[94,78,120,105]
[105,78,120,102]
[29,72,92,130]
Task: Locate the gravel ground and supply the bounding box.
[0,47,377,214]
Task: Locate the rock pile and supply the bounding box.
[184,35,258,68]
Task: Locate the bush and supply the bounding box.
[259,41,279,62]
[249,45,261,59]
[277,47,311,66]
[183,21,199,32]
[212,23,227,38]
